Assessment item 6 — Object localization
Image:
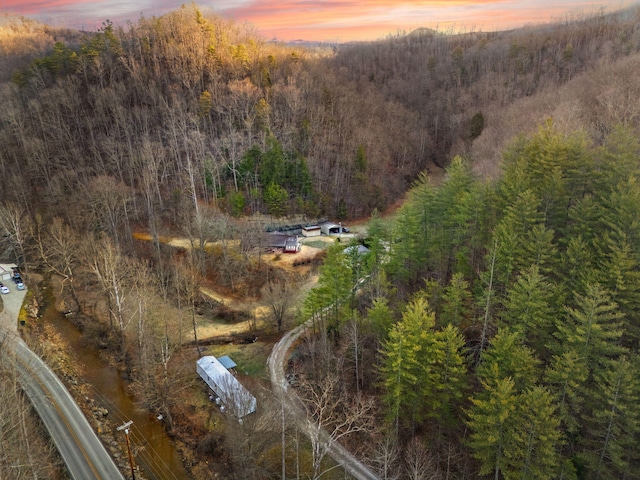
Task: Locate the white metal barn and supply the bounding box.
[196,356,257,418]
[320,222,342,235]
[320,222,354,238]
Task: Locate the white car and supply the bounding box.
[16,281,25,291]
[0,284,9,294]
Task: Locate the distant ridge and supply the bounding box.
[407,27,441,38]
[281,38,339,48]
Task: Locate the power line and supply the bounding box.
[84,382,182,480]
[117,420,136,480]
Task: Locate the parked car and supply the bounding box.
[12,274,22,283]
[0,283,9,294]
[16,281,25,291]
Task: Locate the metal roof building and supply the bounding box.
[266,232,301,253]
[0,263,18,282]
[196,356,257,418]
[217,355,237,371]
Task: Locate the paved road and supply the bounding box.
[268,321,380,480]
[0,286,125,480]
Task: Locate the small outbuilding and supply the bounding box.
[217,355,238,375]
[196,356,257,418]
[0,264,18,282]
[320,222,342,235]
[301,225,321,237]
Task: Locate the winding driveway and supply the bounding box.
[0,288,125,480]
[268,320,380,480]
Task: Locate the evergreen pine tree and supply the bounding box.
[441,272,473,328]
[555,284,625,370]
[304,243,352,331]
[379,297,434,430]
[507,386,562,480]
[503,265,560,357]
[467,377,518,479]
[477,329,540,393]
[545,349,589,437]
[579,356,640,480]
[432,323,468,426]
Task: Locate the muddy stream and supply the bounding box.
[42,295,191,480]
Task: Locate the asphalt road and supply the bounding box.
[268,321,381,480]
[0,284,125,480]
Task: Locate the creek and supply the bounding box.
[41,291,192,480]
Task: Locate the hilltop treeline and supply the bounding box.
[333,7,640,170]
[0,13,84,83]
[0,5,417,225]
[1,5,640,231]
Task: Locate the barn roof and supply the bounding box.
[217,355,237,370]
[265,233,300,252]
[266,232,292,248]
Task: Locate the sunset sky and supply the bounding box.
[0,0,633,42]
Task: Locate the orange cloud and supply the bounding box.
[0,0,631,41]
[223,0,628,41]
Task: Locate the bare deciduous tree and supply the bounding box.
[173,256,203,356]
[0,202,31,270]
[371,432,401,480]
[130,294,188,430]
[85,234,133,354]
[222,389,280,479]
[262,275,295,332]
[85,175,133,248]
[35,216,82,308]
[296,365,375,479]
[404,437,439,480]
[0,344,62,479]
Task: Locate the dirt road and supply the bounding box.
[267,320,380,480]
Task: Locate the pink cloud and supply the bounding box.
[222,0,628,41]
[2,0,89,15]
[0,0,631,41]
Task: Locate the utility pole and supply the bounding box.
[117,420,136,480]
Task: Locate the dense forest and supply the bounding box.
[2,3,640,479]
[304,124,640,479]
[1,5,640,224]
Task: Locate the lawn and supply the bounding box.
[203,340,273,378]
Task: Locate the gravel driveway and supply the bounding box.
[0,282,26,331]
[268,320,380,480]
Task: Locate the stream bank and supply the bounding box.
[29,283,192,480]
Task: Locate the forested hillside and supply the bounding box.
[0,5,418,223]
[1,5,640,227]
[2,3,640,479]
[304,125,640,479]
[333,7,640,170]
